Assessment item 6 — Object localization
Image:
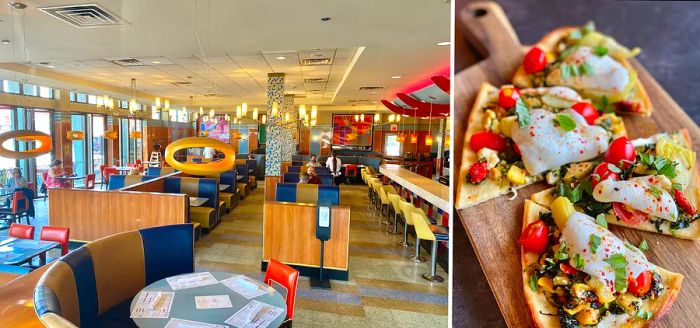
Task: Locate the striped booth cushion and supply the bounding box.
[275,182,339,205]
[34,224,194,327]
[107,175,158,190]
[164,177,220,230]
[283,173,334,185]
[145,167,178,176]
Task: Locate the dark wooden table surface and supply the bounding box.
[454,1,700,327]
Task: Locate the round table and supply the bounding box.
[130,271,287,328]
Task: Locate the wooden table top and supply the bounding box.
[0,265,47,327]
[379,164,449,212]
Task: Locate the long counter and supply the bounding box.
[379,164,449,212]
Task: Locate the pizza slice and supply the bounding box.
[512,21,652,116]
[530,130,700,239]
[456,82,627,209]
[521,198,682,327]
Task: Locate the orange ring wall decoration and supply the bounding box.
[0,130,52,159]
[164,137,235,175]
[66,130,84,140]
[104,131,118,140]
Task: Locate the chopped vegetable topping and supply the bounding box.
[515,97,530,127]
[590,234,602,254]
[604,253,628,292]
[639,239,649,252]
[555,241,569,260]
[529,273,538,292]
[553,114,577,132]
[594,46,608,57]
[573,253,585,269]
[468,162,489,184]
[595,214,608,228]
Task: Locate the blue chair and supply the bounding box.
[318,174,334,186]
[316,167,330,175]
[34,224,194,327]
[283,172,300,183]
[164,177,219,232]
[107,175,158,190]
[287,166,302,174]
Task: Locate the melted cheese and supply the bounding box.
[593,175,678,222]
[546,46,629,94]
[510,109,609,175]
[561,212,653,293]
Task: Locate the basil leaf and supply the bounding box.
[604,253,628,292]
[590,234,602,254]
[594,46,608,57]
[580,62,594,76]
[594,95,614,113]
[607,163,621,173]
[570,63,580,77]
[672,182,683,191]
[555,241,569,261]
[639,239,649,252]
[554,114,577,132]
[582,21,596,34]
[574,253,585,269]
[648,185,662,198]
[561,63,571,80]
[529,273,538,292]
[515,96,530,127]
[596,214,608,228]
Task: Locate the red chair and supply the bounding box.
[0,191,30,224]
[40,226,70,256]
[135,159,142,166]
[264,258,299,323]
[9,223,34,239]
[85,173,96,189]
[345,164,358,184]
[104,167,118,187]
[99,164,106,183]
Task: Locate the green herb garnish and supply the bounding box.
[639,239,649,252]
[561,63,571,80]
[590,234,602,254]
[580,62,594,76]
[636,310,653,320]
[605,253,628,292]
[529,273,538,292]
[515,96,530,127]
[555,241,569,261]
[672,182,683,191]
[582,21,596,34]
[574,254,585,269]
[595,213,608,228]
[554,114,577,132]
[648,185,663,198]
[594,95,614,113]
[606,163,621,173]
[594,46,608,57]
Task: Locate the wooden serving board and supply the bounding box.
[453,2,700,327]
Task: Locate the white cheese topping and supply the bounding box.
[561,212,653,293]
[546,46,629,94]
[593,175,678,222]
[510,109,609,175]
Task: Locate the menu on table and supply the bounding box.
[220,275,271,299]
[224,300,284,328]
[164,318,229,328]
[130,291,174,319]
[194,295,233,309]
[166,272,219,290]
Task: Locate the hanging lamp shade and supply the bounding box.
[236,106,242,118]
[354,114,359,122]
[360,113,365,122]
[425,133,433,146]
[66,131,84,141]
[104,131,118,140]
[253,108,259,120]
[444,135,450,147]
[311,105,318,119]
[271,102,278,116]
[242,103,248,116]
[374,113,380,122]
[129,131,142,139]
[261,115,268,124]
[410,133,418,144]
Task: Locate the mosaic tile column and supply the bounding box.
[265,73,286,176]
[280,94,297,162]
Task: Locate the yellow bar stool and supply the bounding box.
[378,184,394,225]
[369,178,381,213]
[387,193,403,235]
[398,200,416,248]
[412,208,449,283]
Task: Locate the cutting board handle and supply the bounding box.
[459,1,523,81]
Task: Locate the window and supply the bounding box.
[384,134,402,157]
[76,93,87,103]
[151,107,161,120]
[169,110,177,122]
[178,109,188,123]
[23,84,38,96]
[39,86,53,98]
[87,95,97,104]
[70,91,76,102]
[3,80,20,94]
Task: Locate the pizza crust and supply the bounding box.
[512,27,653,117]
[521,200,683,327]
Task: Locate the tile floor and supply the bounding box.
[2,183,449,327]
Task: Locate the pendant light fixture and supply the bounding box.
[271,102,278,116]
[360,113,365,122]
[299,104,307,118]
[129,78,138,115]
[354,114,359,122]
[410,109,418,144]
[209,108,215,118]
[199,107,204,116]
[425,102,434,146]
[374,113,380,123]
[253,107,259,120]
[164,99,170,111]
[242,102,248,117]
[311,105,318,119]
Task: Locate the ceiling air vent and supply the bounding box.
[347,99,371,103]
[171,81,193,86]
[107,58,144,67]
[203,93,218,97]
[358,86,384,91]
[39,4,125,28]
[301,58,332,66]
[304,78,328,83]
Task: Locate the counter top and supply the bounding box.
[379,164,449,212]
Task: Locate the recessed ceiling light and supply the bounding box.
[391,75,402,79]
[310,54,323,57]
[436,41,451,46]
[45,65,55,69]
[0,40,10,44]
[275,56,286,60]
[152,61,161,64]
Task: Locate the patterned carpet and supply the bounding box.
[194,184,449,328]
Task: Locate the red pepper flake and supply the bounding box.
[648,177,654,183]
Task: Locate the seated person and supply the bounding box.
[45,159,69,188]
[306,154,322,168]
[299,173,310,184]
[1,168,28,206]
[306,166,321,185]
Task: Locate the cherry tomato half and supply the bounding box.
[469,131,507,153]
[498,87,521,108]
[518,220,549,254]
[613,202,648,225]
[675,189,697,215]
[571,102,600,125]
[591,162,620,189]
[604,137,637,169]
[523,47,548,74]
[627,271,652,297]
[513,143,522,157]
[560,263,578,275]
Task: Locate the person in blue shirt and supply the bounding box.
[1,168,28,193]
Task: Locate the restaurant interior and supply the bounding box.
[0,1,450,327]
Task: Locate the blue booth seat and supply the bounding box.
[201,170,237,214]
[235,164,250,199]
[34,224,194,327]
[164,177,220,231]
[275,183,339,205]
[287,166,302,174]
[145,167,178,176]
[282,173,333,185]
[107,175,158,190]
